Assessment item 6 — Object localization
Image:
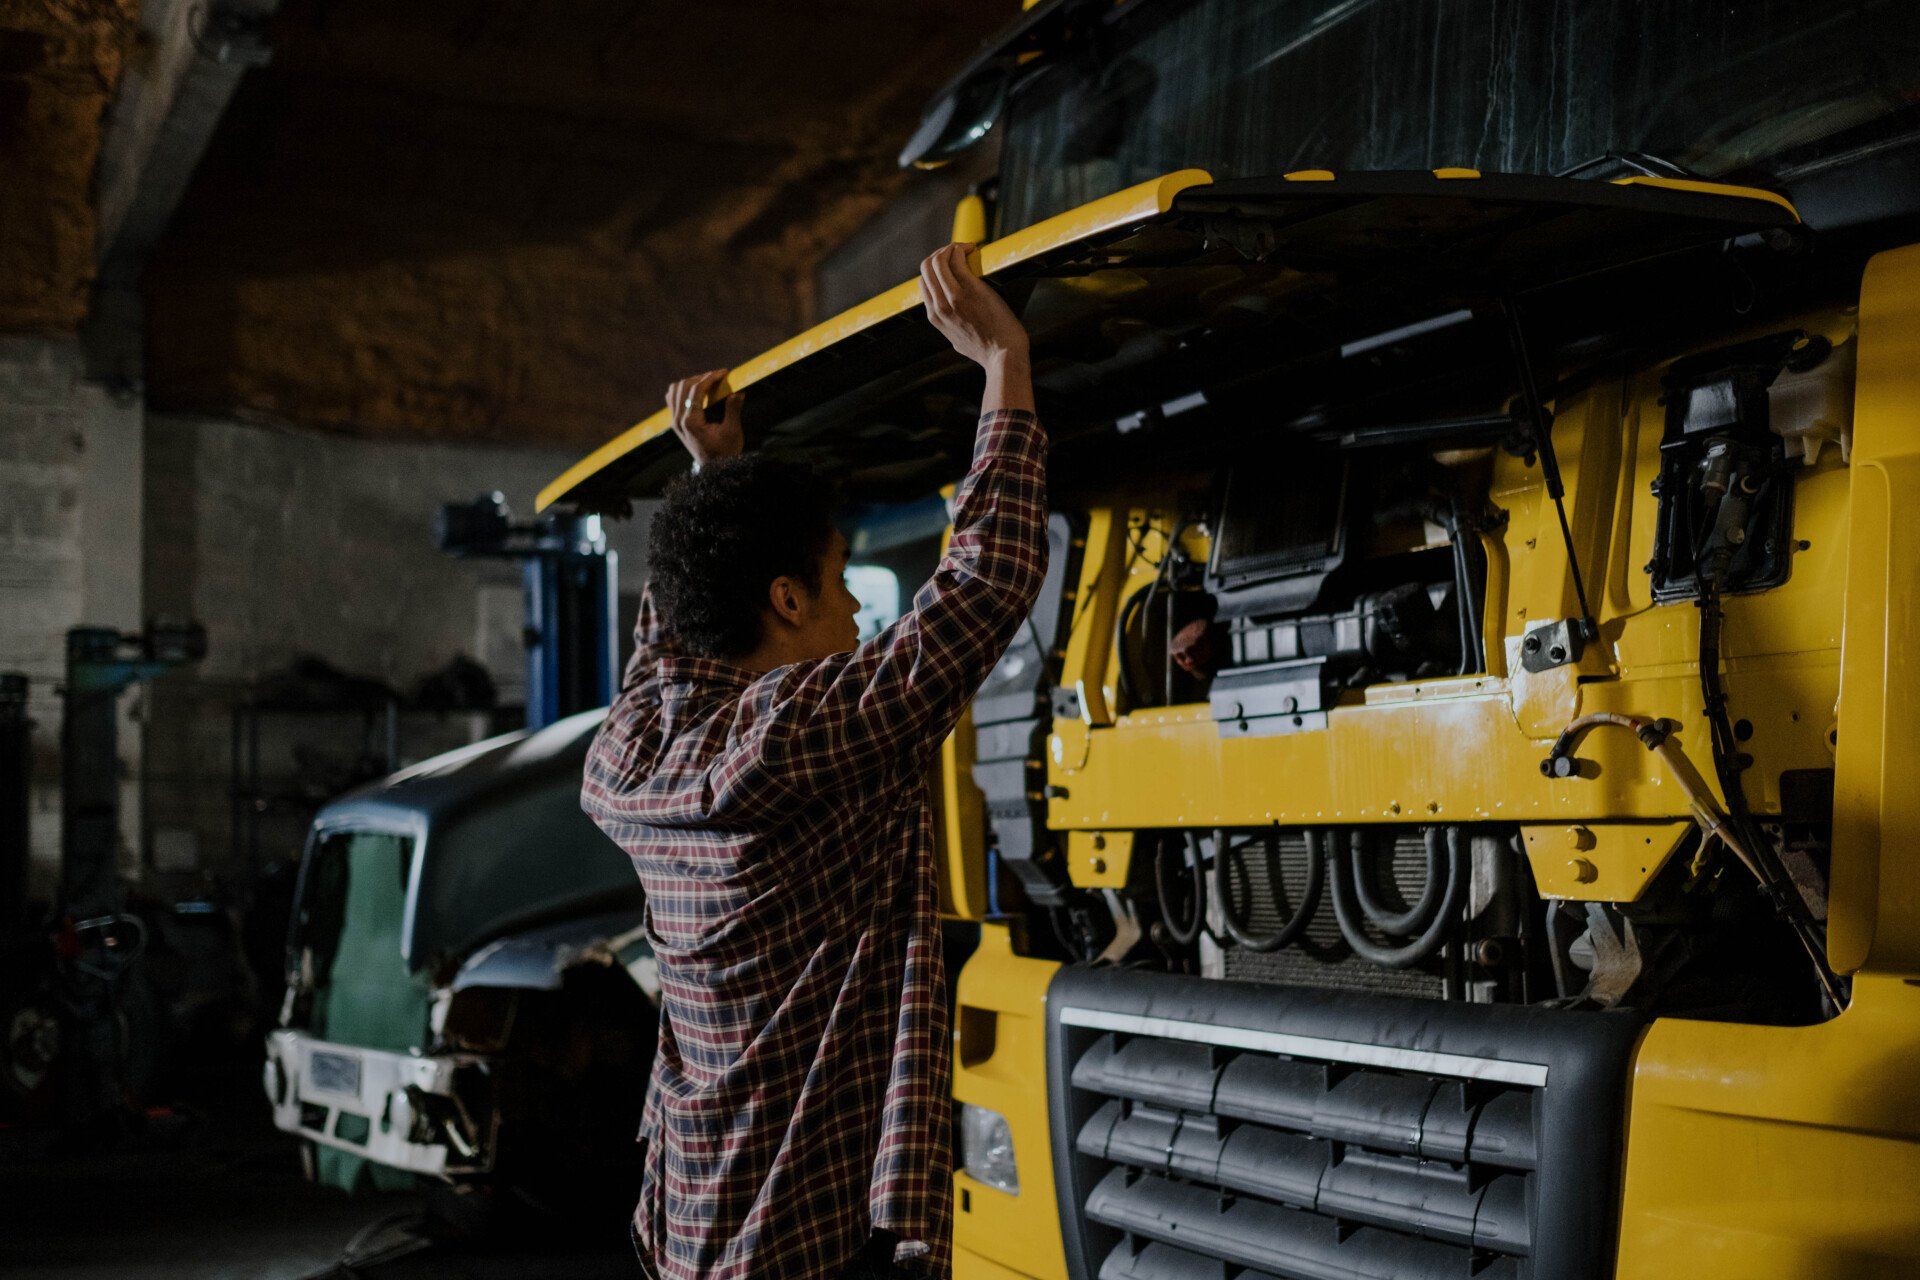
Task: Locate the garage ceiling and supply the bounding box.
[2,0,1002,446]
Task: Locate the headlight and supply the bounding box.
[959,1103,1019,1194]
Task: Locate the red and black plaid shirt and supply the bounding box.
[582,410,1047,1280]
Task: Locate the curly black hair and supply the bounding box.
[647,454,840,659]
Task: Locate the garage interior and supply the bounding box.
[2,2,996,1275]
[10,2,1920,1279]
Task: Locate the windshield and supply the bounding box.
[999,0,1920,231]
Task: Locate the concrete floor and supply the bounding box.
[0,1067,639,1280]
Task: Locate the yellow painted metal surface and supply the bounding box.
[952,193,989,245]
[1066,829,1131,890]
[936,705,990,920]
[1521,821,1694,901]
[950,924,1067,1280]
[535,169,1214,512]
[1611,173,1803,220]
[956,1247,1045,1280]
[1616,976,1920,1275]
[1831,244,1920,976]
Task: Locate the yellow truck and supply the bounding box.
[540,2,1920,1276]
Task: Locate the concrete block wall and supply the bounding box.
[0,336,144,900]
[1,336,655,908]
[142,412,652,887]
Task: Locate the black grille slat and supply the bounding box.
[1315,1148,1500,1251]
[1086,1169,1521,1280]
[1098,1241,1229,1280]
[1049,969,1649,1280]
[1311,1071,1439,1155]
[1071,1035,1221,1112]
[1214,1123,1326,1209]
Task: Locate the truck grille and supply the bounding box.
[1046,968,1644,1280]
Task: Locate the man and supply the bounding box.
[582,243,1045,1280]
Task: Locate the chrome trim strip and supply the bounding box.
[1059,1006,1550,1087]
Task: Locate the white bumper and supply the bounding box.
[263,1028,496,1178]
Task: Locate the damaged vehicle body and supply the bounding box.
[265,708,657,1215]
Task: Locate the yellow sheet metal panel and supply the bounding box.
[536,169,1214,512]
[1831,243,1920,976]
[956,1248,1045,1280]
[1057,507,1127,728]
[1045,657,1832,828]
[937,705,990,920]
[1521,821,1693,901]
[1066,829,1131,890]
[951,924,1068,1280]
[1615,975,1920,1276]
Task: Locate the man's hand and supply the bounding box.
[919,244,1027,368]
[919,243,1033,414]
[667,369,744,468]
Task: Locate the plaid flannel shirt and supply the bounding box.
[582,409,1048,1280]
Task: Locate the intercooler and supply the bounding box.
[1047,967,1645,1280]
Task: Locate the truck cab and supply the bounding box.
[538,3,1920,1275]
[266,709,658,1218]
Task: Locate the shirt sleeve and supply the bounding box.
[618,584,678,706]
[731,408,1049,809]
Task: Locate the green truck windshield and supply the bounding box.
[1000,0,1920,231]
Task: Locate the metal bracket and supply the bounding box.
[1519,618,1584,674]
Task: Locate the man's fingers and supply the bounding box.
[666,378,691,431]
[919,248,954,315]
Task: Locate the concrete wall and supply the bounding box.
[141,412,652,886]
[1,334,654,904]
[0,336,144,901]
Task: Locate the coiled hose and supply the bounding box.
[1154,831,1206,945]
[1211,827,1324,952]
[1329,826,1467,968]
[1350,826,1448,935]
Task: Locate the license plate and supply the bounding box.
[309,1049,363,1097]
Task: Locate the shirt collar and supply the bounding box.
[657,653,764,695]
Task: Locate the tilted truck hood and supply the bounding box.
[538,168,1796,513]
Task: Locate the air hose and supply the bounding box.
[1154,831,1206,946]
[1212,827,1324,952]
[1330,826,1467,968]
[1541,711,1843,1009]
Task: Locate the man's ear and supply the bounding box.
[766,575,806,628]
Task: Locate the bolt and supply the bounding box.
[1091,833,1107,850]
[1568,857,1598,884]
[1090,857,1108,875]
[1548,645,1566,662]
[1564,825,1596,851]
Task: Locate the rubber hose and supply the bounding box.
[1154,832,1203,946]
[1351,825,1448,936]
[1115,586,1151,712]
[1330,826,1468,969]
[1213,826,1323,953]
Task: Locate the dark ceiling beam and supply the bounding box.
[85,0,278,387]
[96,0,278,272]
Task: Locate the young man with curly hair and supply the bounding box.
[582,244,1045,1280]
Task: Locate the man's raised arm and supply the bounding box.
[718,244,1047,807]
